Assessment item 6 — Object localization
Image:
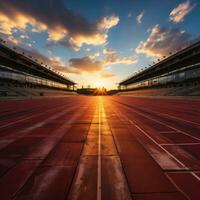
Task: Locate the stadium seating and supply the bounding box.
[117,85,200,96]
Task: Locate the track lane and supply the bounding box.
[0,97,96,200]
[0,96,199,200]
[113,96,200,124]
[108,96,200,200]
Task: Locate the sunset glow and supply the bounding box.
[0,1,199,199]
[0,0,199,90]
[95,81,105,89]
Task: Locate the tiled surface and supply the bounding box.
[0,96,199,199]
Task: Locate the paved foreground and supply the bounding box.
[0,96,199,200]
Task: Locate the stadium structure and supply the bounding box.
[0,39,75,98]
[118,40,200,96]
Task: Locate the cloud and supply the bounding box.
[4,42,73,75]
[101,73,115,78]
[88,52,100,59]
[135,25,191,58]
[169,1,195,23]
[64,46,137,75]
[136,11,144,24]
[97,16,119,30]
[0,0,119,49]
[4,35,20,45]
[20,34,29,39]
[0,10,46,35]
[2,36,104,75]
[69,56,104,73]
[66,47,137,75]
[103,48,137,65]
[21,48,67,71]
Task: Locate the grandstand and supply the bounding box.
[118,40,200,96]
[0,40,76,98]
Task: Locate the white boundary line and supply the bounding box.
[0,104,71,130]
[134,105,200,126]
[119,103,200,142]
[161,143,200,146]
[115,104,200,182]
[20,106,76,133]
[165,173,191,200]
[97,97,102,200]
[114,98,200,126]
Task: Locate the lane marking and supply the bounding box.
[118,103,200,142]
[102,103,133,199]
[161,143,200,146]
[97,97,101,200]
[165,173,191,200]
[0,104,72,130]
[114,98,200,126]
[20,106,77,133]
[66,101,100,199]
[135,105,200,126]
[135,122,200,182]
[134,123,188,169]
[114,104,200,182]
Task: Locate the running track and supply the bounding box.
[0,96,199,200]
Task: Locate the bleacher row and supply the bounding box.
[117,85,200,97]
[0,83,76,99]
[0,42,76,99]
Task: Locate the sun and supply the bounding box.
[95,81,104,88]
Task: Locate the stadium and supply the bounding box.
[119,40,200,96]
[0,40,75,98]
[0,1,200,200]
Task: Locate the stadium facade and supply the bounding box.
[119,40,200,92]
[0,40,75,97]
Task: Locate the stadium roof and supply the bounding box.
[0,42,75,85]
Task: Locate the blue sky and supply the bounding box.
[0,0,199,89]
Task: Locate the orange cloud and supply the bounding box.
[97,16,119,30]
[0,1,119,49]
[169,1,195,23]
[69,56,104,73]
[103,48,137,65]
[101,73,115,78]
[135,25,191,58]
[0,11,46,35]
[88,52,100,59]
[69,32,108,47]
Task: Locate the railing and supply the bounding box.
[119,39,200,85]
[0,40,74,84]
[120,63,200,90]
[0,70,73,90]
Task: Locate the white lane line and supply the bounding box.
[97,98,101,200]
[114,98,200,126]
[135,105,200,126]
[165,174,191,200]
[134,123,188,169]
[20,106,76,133]
[117,106,200,182]
[161,143,200,146]
[119,104,200,142]
[135,123,200,182]
[0,104,69,130]
[114,104,200,183]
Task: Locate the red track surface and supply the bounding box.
[0,96,199,200]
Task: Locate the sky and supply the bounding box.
[0,0,199,89]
